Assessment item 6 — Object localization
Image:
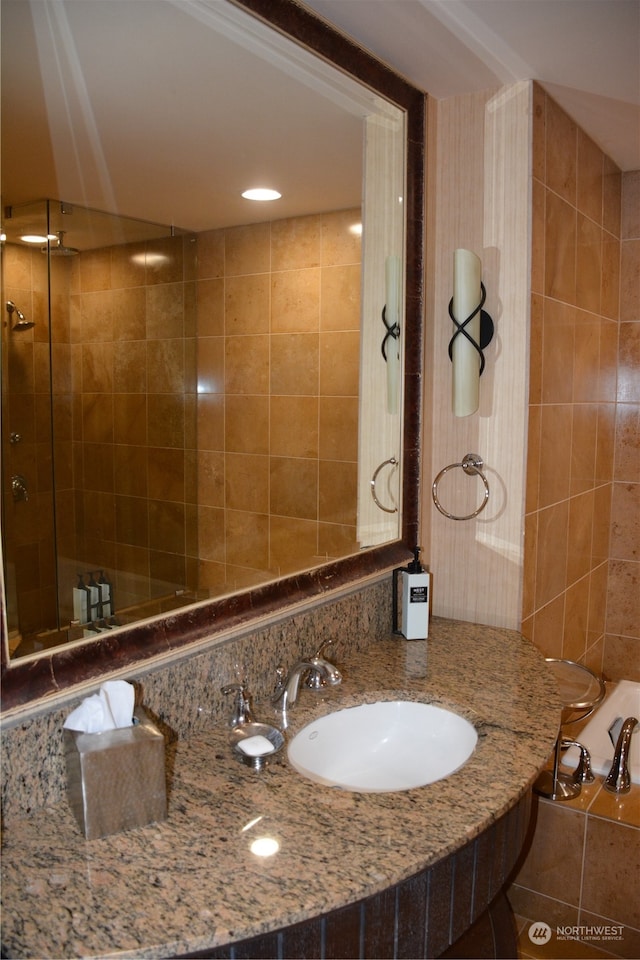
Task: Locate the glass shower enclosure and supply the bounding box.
[1,199,196,657]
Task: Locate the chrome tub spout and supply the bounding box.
[603,716,638,795]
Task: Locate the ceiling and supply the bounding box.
[1,0,372,239]
[303,0,640,172]
[2,0,638,246]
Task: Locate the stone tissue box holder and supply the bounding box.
[64,708,167,840]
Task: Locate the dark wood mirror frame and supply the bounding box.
[0,0,425,713]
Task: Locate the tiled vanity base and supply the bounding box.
[180,794,530,960]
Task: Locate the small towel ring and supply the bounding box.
[432,453,489,521]
[371,457,399,514]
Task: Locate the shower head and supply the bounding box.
[5,300,35,330]
[43,230,79,257]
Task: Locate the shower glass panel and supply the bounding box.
[1,199,195,657]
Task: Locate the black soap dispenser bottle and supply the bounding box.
[392,547,430,640]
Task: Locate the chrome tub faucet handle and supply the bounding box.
[561,738,595,785]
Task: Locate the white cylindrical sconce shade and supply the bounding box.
[451,248,482,417]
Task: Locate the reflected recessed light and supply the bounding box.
[130,252,169,267]
[20,234,50,244]
[242,187,282,202]
[349,222,362,236]
[250,836,280,858]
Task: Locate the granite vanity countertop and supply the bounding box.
[1,619,561,960]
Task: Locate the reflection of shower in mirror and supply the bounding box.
[5,300,35,330]
[42,230,79,257]
[0,0,424,698]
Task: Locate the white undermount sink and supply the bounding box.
[287,700,478,792]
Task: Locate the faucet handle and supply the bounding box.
[274,665,287,694]
[221,682,254,728]
[561,738,595,784]
[311,639,335,660]
[304,641,342,690]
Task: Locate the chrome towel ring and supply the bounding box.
[432,453,489,521]
[371,457,399,514]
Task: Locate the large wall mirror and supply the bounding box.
[1,0,424,711]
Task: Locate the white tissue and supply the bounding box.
[64,680,135,733]
[101,680,135,729]
[237,735,275,757]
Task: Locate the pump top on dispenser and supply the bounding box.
[392,547,430,640]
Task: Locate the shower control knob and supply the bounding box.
[11,474,29,502]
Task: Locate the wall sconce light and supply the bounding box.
[381,255,401,415]
[448,249,494,417]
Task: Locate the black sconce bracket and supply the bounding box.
[447,282,494,375]
[381,305,400,361]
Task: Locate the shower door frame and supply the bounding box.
[1,198,60,654]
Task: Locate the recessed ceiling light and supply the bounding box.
[20,234,50,244]
[241,187,282,202]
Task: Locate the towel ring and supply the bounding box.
[371,457,398,514]
[432,453,489,521]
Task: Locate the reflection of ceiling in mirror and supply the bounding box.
[1,0,368,232]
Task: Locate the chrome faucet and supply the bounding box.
[273,646,342,723]
[603,716,638,794]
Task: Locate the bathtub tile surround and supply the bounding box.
[511,786,640,960]
[522,85,623,674]
[607,170,640,680]
[509,89,639,959]
[536,775,640,827]
[511,703,640,958]
[1,616,559,959]
[522,91,639,682]
[591,784,640,828]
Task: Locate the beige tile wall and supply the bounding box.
[509,87,639,956]
[66,233,198,617]
[510,779,640,959]
[195,209,361,594]
[3,208,361,633]
[606,170,640,680]
[521,85,622,674]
